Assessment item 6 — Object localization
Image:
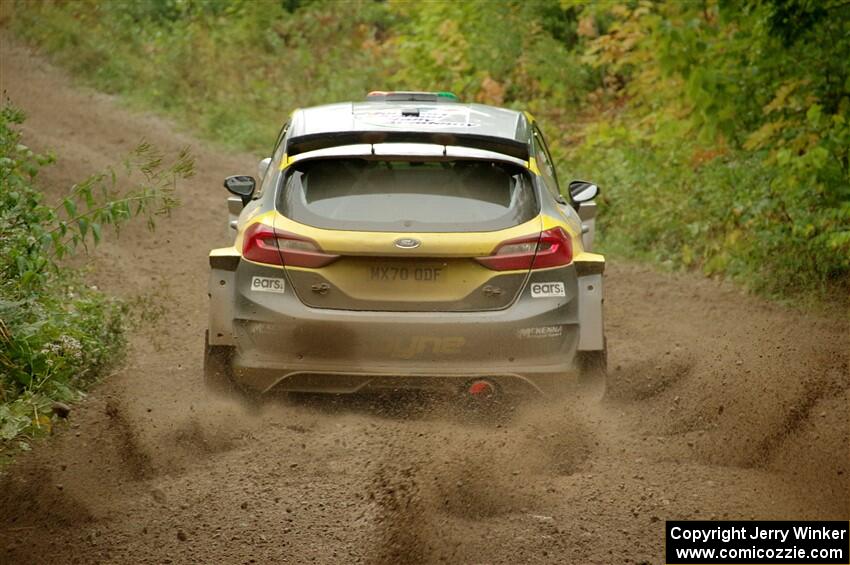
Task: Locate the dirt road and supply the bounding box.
[1,36,848,565]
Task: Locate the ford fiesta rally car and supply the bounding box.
[205,91,606,399]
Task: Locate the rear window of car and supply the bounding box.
[277,159,538,232]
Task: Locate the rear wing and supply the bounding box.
[286,130,530,161]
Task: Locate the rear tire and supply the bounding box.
[204,330,237,396]
[576,339,607,399]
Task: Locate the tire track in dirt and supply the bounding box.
[1,34,847,564]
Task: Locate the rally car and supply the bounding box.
[205,91,606,399]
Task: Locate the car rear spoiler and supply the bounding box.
[286,131,530,161]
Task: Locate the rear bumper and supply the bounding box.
[209,256,597,395]
[231,369,574,396]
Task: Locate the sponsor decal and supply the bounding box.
[376,336,466,359]
[356,107,482,129]
[251,276,285,294]
[517,326,563,339]
[248,322,278,336]
[530,281,566,298]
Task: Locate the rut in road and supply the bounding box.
[1,35,847,564]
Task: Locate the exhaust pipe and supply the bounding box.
[466,379,497,399]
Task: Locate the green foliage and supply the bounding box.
[12,0,397,151]
[389,0,593,112]
[10,0,591,148]
[570,0,850,298]
[9,0,849,300]
[0,104,194,448]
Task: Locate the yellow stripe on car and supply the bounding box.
[278,153,293,171]
[271,211,543,257]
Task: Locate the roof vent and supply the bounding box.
[367,91,459,103]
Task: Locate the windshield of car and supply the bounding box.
[277,159,537,232]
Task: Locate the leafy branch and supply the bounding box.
[48,141,194,258]
[1,135,194,286]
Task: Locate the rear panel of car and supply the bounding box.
[258,157,545,312]
[227,255,581,394]
[249,210,543,312]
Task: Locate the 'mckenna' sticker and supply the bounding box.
[517,326,563,339]
[530,281,565,298]
[251,276,285,294]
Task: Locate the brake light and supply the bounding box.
[242,223,339,268]
[476,227,572,271]
[277,230,341,268]
[242,223,282,265]
[475,234,538,270]
[530,227,573,269]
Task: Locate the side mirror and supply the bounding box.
[224,175,256,206]
[568,180,599,204]
[258,157,271,180]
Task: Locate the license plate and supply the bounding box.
[368,265,445,282]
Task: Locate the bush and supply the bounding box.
[0,104,193,449]
[568,1,850,300]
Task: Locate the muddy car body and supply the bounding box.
[205,91,606,397]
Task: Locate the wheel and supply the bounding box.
[576,338,607,399]
[204,330,237,396]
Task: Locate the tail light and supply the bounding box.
[476,227,572,271]
[242,223,339,268]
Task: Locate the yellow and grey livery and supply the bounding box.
[206,91,606,398]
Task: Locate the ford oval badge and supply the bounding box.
[394,238,421,249]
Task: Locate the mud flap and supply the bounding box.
[208,248,239,346]
[576,271,604,351]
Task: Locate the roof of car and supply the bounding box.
[289,101,531,144]
[285,101,533,160]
